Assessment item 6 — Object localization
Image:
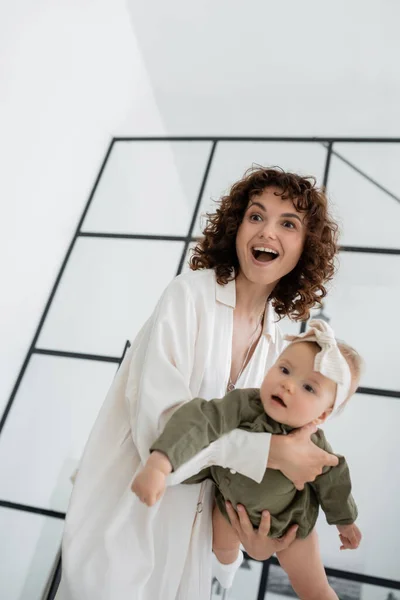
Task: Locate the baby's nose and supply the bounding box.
[282,379,295,393]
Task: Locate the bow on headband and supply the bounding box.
[284,319,352,414]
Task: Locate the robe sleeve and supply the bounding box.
[126,275,271,485]
[150,390,255,470]
[128,276,197,465]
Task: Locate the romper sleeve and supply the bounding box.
[309,430,358,525]
[150,390,254,471]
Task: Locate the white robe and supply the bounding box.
[56,269,284,600]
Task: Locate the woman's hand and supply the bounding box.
[225,502,298,561]
[267,423,339,490]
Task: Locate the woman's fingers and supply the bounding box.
[257,510,271,537]
[225,503,258,538]
[297,422,317,438]
[274,524,298,550]
[283,426,339,490]
[225,502,240,532]
[236,505,254,535]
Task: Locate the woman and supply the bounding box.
[57,167,340,600]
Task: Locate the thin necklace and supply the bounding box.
[227,310,264,392]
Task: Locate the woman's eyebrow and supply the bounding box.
[281,212,303,223]
[249,202,303,223]
[248,201,266,212]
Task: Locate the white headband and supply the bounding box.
[284,319,351,415]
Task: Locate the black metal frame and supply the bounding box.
[1,136,399,598]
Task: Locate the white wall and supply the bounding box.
[0,0,165,415]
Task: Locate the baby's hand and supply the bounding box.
[131,451,172,506]
[131,466,167,506]
[337,523,362,550]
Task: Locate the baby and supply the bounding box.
[132,320,363,600]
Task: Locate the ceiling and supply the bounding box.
[125,0,400,136]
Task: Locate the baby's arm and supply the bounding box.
[150,391,251,472]
[132,390,250,505]
[131,451,172,506]
[310,430,361,550]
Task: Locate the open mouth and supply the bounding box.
[251,247,279,263]
[271,395,286,407]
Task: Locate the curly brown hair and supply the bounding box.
[190,166,339,321]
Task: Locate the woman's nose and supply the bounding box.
[260,221,277,240]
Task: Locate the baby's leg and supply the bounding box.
[211,503,244,588]
[212,503,240,564]
[276,529,338,600]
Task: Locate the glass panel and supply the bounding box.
[264,564,363,599]
[82,141,212,235]
[333,143,400,201]
[194,142,327,235]
[327,147,400,248]
[360,584,400,600]
[37,237,184,356]
[319,392,400,581]
[0,355,117,511]
[0,507,63,600]
[323,252,400,390]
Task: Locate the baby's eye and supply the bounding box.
[303,384,315,394]
[280,366,289,375]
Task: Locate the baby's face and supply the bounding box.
[260,341,337,427]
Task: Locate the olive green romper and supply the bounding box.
[150,388,357,538]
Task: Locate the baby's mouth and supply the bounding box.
[271,394,287,407]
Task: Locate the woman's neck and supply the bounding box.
[235,272,275,319]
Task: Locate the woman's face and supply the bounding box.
[235,187,306,288]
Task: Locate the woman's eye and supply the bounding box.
[280,366,289,375]
[249,213,262,222]
[304,384,315,394]
[282,221,295,229]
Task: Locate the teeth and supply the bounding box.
[253,247,278,255]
